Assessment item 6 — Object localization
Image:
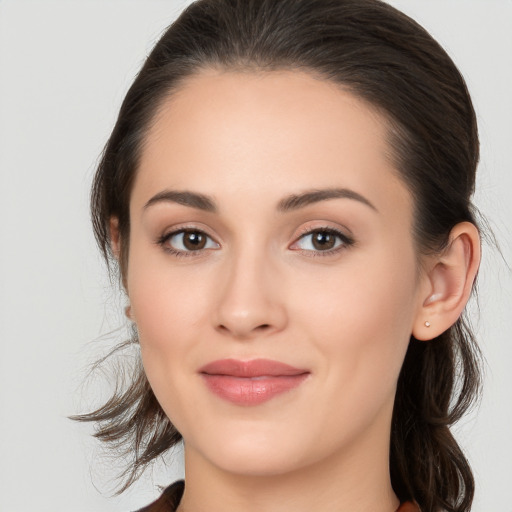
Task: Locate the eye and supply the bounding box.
[291,228,353,253]
[159,229,219,254]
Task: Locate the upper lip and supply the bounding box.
[199,358,309,378]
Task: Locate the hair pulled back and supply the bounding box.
[79,1,482,510]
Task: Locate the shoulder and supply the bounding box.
[134,480,185,512]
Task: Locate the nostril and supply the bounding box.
[216,323,272,336]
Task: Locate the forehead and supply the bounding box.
[133,69,411,218]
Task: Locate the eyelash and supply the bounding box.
[156,226,354,258]
[156,228,219,258]
[291,226,355,257]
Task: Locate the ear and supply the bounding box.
[110,217,121,260]
[412,222,481,341]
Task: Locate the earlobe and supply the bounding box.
[413,222,481,341]
[110,217,121,259]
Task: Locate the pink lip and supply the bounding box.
[198,359,310,406]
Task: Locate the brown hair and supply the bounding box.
[75,1,482,510]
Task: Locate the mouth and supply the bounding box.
[198,358,310,406]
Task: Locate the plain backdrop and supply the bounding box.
[0,1,511,511]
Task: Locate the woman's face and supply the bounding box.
[126,70,427,477]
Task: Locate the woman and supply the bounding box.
[76,0,482,510]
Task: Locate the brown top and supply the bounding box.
[135,480,421,512]
[136,481,184,512]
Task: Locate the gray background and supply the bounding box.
[0,1,510,510]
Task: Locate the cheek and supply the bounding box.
[130,273,207,352]
[292,247,419,389]
[125,243,209,380]
[126,261,212,431]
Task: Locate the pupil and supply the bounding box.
[184,232,206,250]
[313,231,335,250]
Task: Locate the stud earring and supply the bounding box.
[424,321,431,328]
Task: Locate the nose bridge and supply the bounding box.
[214,238,287,338]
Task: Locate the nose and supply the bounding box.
[213,251,288,339]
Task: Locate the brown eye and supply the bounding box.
[291,228,353,254]
[162,229,219,253]
[182,231,207,250]
[311,231,336,250]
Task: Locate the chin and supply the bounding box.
[186,419,321,477]
[208,443,304,477]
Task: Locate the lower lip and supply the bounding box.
[201,374,309,405]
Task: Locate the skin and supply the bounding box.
[115,69,480,512]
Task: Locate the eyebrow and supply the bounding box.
[144,190,217,212]
[143,187,377,214]
[277,188,378,213]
